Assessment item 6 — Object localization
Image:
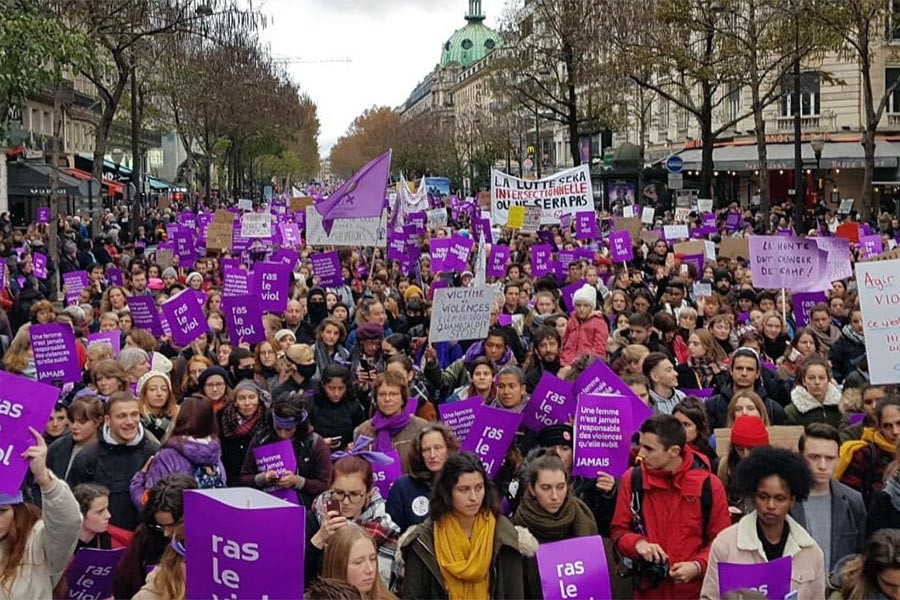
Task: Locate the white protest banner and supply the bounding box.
[426,208,448,229]
[673,207,691,223]
[240,212,272,238]
[641,206,655,224]
[622,204,635,218]
[429,286,493,343]
[857,259,900,384]
[697,199,714,213]
[521,205,542,234]
[490,164,592,226]
[305,206,387,247]
[237,199,253,211]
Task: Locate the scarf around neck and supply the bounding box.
[841,324,865,345]
[434,511,496,600]
[512,488,597,542]
[370,411,410,452]
[219,402,263,438]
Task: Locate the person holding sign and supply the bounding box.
[399,452,531,599]
[701,447,825,599]
[0,428,82,599]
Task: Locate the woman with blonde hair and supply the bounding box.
[137,370,178,442]
[3,323,36,379]
[99,285,129,314]
[179,355,213,398]
[133,524,186,600]
[321,524,395,600]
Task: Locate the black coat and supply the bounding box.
[309,394,365,448]
[867,489,900,538]
[829,332,866,384]
[46,433,77,480]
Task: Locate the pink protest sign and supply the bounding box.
[460,405,523,478]
[572,394,633,478]
[30,323,81,384]
[160,289,207,347]
[0,372,60,494]
[522,372,575,432]
[438,397,482,443]
[537,536,611,600]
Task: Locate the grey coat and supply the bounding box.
[790,480,866,572]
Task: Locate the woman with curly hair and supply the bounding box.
[99,285,129,314]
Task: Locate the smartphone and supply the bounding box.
[327,499,341,514]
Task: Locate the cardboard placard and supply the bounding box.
[612,216,642,239]
[289,196,315,212]
[718,238,750,260]
[714,426,804,458]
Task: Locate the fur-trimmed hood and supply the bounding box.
[790,384,841,414]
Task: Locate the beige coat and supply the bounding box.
[0,478,82,600]
[701,512,825,600]
[355,415,428,475]
[131,566,164,600]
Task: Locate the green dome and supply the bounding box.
[440,3,498,69]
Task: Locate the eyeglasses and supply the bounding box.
[205,381,226,389]
[331,490,366,503]
[260,350,275,356]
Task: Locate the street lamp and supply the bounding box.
[810,134,825,202]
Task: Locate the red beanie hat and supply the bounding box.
[730,415,769,448]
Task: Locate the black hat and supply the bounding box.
[537,423,573,448]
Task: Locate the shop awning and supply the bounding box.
[65,167,125,195]
[6,161,88,197]
[675,141,900,171]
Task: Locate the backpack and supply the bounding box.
[193,463,226,489]
[629,459,714,546]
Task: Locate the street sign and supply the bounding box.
[665,155,684,174]
[667,173,684,190]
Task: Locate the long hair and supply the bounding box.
[840,529,900,600]
[691,328,727,364]
[3,323,31,374]
[146,526,186,600]
[321,524,394,600]
[169,395,217,440]
[430,452,500,521]
[0,502,41,591]
[180,355,213,393]
[138,373,178,420]
[674,397,715,460]
[408,424,459,484]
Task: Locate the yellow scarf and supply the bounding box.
[834,427,895,480]
[434,511,496,600]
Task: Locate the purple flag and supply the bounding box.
[0,372,60,494]
[537,536,611,600]
[572,395,633,478]
[63,271,89,306]
[574,211,599,239]
[87,331,121,357]
[31,252,47,279]
[460,405,523,479]
[222,266,251,298]
[792,291,827,328]
[438,397,482,443]
[36,206,50,223]
[67,548,125,599]
[223,296,266,344]
[254,263,291,313]
[30,323,80,385]
[127,296,162,337]
[316,150,391,233]
[185,489,305,599]
[311,251,342,288]
[609,230,633,263]
[531,244,553,277]
[252,440,300,504]
[487,245,510,278]
[160,290,207,347]
[718,556,792,599]
[522,372,576,432]
[445,236,474,271]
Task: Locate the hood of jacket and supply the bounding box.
[790,384,841,414]
[166,436,221,465]
[641,444,707,496]
[101,423,146,447]
[464,340,512,370]
[736,511,817,561]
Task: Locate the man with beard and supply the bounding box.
[296,288,329,344]
[524,326,561,393]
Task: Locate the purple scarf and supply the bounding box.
[370,411,410,453]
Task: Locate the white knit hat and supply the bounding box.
[572,284,596,308]
[136,370,171,397]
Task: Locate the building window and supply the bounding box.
[726,84,741,122]
[780,72,820,117]
[889,0,900,41]
[888,68,900,113]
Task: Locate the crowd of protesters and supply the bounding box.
[2,191,900,600]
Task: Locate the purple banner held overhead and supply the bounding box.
[311,251,342,288]
[522,372,576,432]
[859,234,884,259]
[572,394,633,478]
[254,263,291,313]
[438,397,482,443]
[725,211,742,232]
[67,548,125,600]
[63,271,89,307]
[574,211,599,239]
[36,206,50,223]
[609,230,633,263]
[445,235,474,271]
[87,331,121,357]
[792,291,828,328]
[31,252,47,279]
[160,290,207,347]
[252,440,300,504]
[429,238,451,272]
[718,555,792,599]
[222,266,250,298]
[127,295,162,337]
[106,266,123,287]
[531,244,553,277]
[487,245,510,278]
[537,536,611,600]
[0,372,60,494]
[461,405,523,479]
[30,323,81,385]
[223,296,267,344]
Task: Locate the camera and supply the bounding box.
[636,560,669,588]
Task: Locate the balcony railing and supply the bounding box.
[886,113,900,128]
[771,112,836,132]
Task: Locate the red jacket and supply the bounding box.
[560,312,609,365]
[611,446,731,600]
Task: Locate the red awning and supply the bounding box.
[66,168,125,195]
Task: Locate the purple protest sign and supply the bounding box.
[63,271,89,306]
[429,238,451,272]
[222,266,250,298]
[185,488,305,599]
[172,228,197,268]
[87,331,122,357]
[560,279,587,312]
[387,231,406,261]
[718,556,792,599]
[792,291,827,328]
[36,206,50,223]
[223,296,267,344]
[557,250,576,267]
[280,223,302,247]
[681,388,714,399]
[160,290,207,347]
[572,395,633,478]
[445,236,474,271]
[438,397,482,443]
[472,216,491,243]
[537,229,559,251]
[179,210,197,230]
[408,211,426,233]
[66,548,125,599]
[31,252,47,279]
[30,323,80,385]
[725,211,742,232]
[531,244,553,277]
[254,263,290,313]
[127,295,162,337]
[574,211,599,239]
[311,251,342,288]
[537,536,611,600]
[609,230,633,263]
[859,234,884,259]
[372,449,402,500]
[252,440,300,504]
[0,372,60,494]
[573,359,652,432]
[680,253,705,274]
[702,212,717,228]
[523,372,576,432]
[487,245,510,277]
[106,266,123,286]
[815,236,853,282]
[748,236,827,291]
[461,405,523,478]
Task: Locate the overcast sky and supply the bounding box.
[258,0,506,158]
